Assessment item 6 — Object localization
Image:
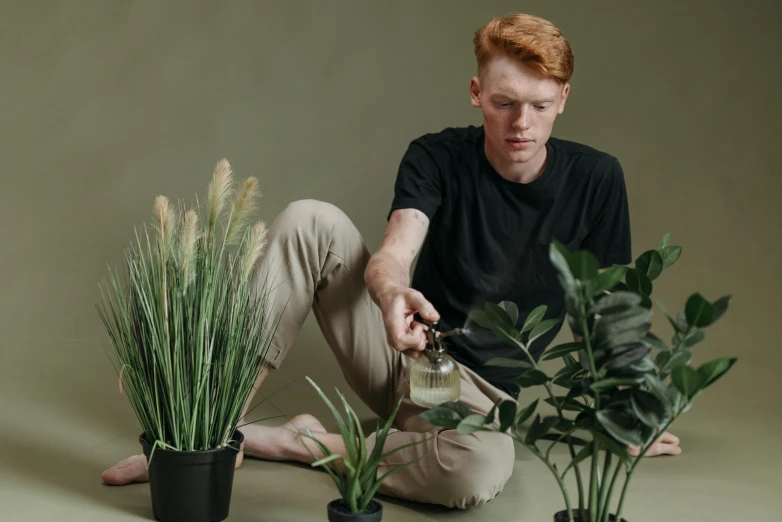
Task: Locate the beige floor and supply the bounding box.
[1,316,779,522]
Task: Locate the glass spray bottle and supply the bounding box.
[409,320,465,408]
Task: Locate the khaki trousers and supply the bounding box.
[256,199,515,509]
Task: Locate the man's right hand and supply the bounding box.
[377,286,440,358]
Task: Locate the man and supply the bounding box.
[103,13,680,509]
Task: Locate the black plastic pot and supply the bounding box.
[139,431,244,522]
[327,499,383,522]
[554,510,627,522]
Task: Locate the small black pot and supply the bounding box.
[139,431,243,522]
[327,499,383,522]
[554,510,627,522]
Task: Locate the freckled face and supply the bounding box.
[470,55,569,170]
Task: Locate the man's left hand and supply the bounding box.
[628,431,681,457]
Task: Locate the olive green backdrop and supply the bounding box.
[1,1,779,521]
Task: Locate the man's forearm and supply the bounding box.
[365,252,410,305]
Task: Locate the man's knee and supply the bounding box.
[434,430,515,509]
[278,199,347,229]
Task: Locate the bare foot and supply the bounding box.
[240,413,327,462]
[102,454,149,486]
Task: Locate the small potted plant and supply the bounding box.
[420,234,736,522]
[96,159,280,522]
[300,376,429,522]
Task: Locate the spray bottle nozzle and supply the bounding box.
[423,321,465,361]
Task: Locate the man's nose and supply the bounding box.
[512,106,531,130]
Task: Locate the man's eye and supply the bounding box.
[535,105,548,111]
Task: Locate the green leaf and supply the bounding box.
[595,307,653,336]
[660,246,682,268]
[643,333,668,351]
[671,365,705,401]
[541,342,584,361]
[592,432,630,459]
[515,369,550,388]
[457,414,488,435]
[499,400,517,432]
[311,453,343,468]
[685,293,715,328]
[555,418,576,432]
[526,415,559,445]
[499,301,519,326]
[711,295,732,323]
[643,373,673,404]
[540,432,589,446]
[590,378,642,392]
[656,300,683,334]
[656,232,671,250]
[552,363,584,386]
[485,357,532,369]
[683,330,706,348]
[595,326,649,352]
[631,389,669,428]
[418,401,471,429]
[698,357,737,388]
[635,250,664,280]
[487,321,528,355]
[569,250,600,281]
[521,305,547,333]
[596,410,645,446]
[543,396,585,412]
[487,302,513,326]
[675,306,690,334]
[468,310,497,330]
[588,265,628,297]
[485,399,500,425]
[611,281,630,293]
[592,291,642,315]
[629,354,656,373]
[549,241,576,288]
[514,398,539,427]
[657,349,693,373]
[602,345,651,371]
[528,318,562,344]
[625,268,653,296]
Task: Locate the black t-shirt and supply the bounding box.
[387,125,632,396]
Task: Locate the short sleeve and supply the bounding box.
[580,158,633,267]
[387,140,443,221]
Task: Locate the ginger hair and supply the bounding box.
[473,13,574,84]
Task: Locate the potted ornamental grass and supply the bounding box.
[300,377,429,522]
[421,234,736,522]
[96,159,281,522]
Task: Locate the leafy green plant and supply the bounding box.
[301,376,430,514]
[420,234,736,522]
[96,159,281,455]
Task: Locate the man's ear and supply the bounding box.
[557,83,570,114]
[469,76,482,108]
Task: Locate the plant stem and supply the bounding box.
[597,451,612,522]
[578,302,600,522]
[614,415,677,521]
[543,382,585,519]
[524,440,574,522]
[601,457,623,522]
[519,333,584,522]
